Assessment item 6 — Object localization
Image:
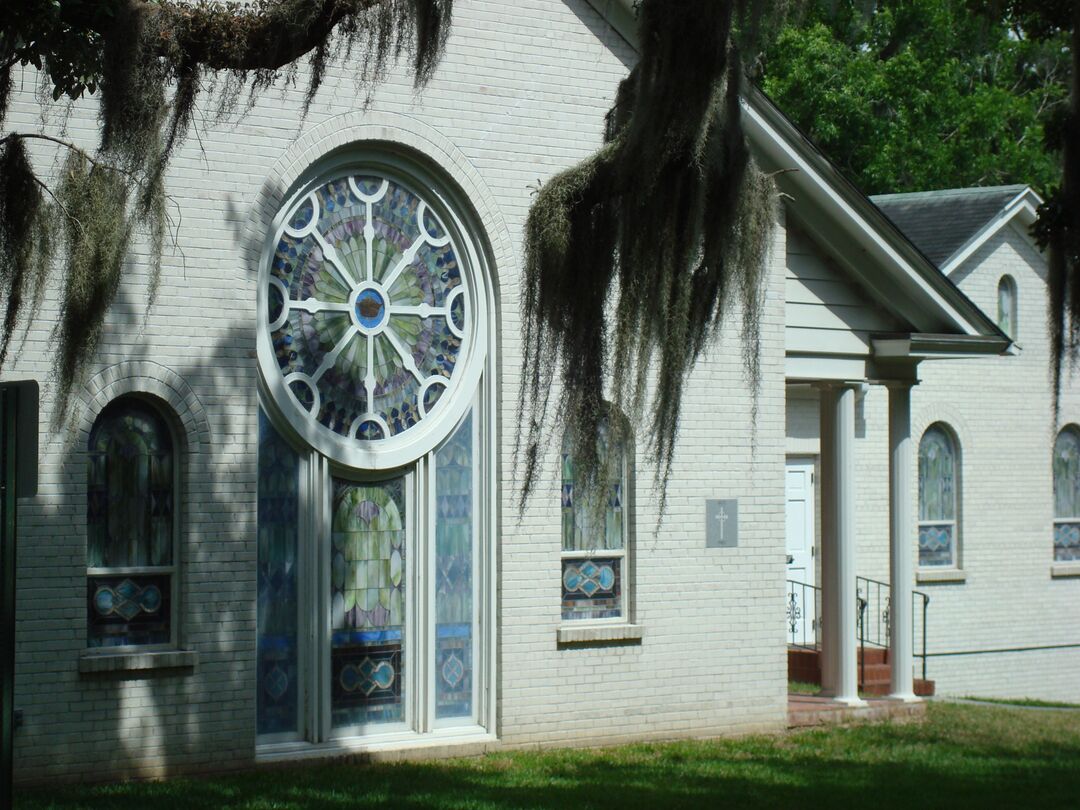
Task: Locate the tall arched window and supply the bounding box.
[1053,427,1080,562]
[918,424,959,568]
[561,418,630,621]
[256,155,493,746]
[86,397,177,648]
[997,275,1017,339]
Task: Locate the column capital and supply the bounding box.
[814,380,866,392]
[882,378,917,391]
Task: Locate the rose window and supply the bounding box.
[260,168,482,467]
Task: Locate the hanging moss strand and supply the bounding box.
[518,0,778,521]
[0,0,454,417]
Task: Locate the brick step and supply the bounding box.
[789,647,935,697]
[860,678,936,697]
[859,663,892,683]
[859,647,890,666]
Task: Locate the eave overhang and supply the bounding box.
[581,0,1010,354]
[941,187,1044,277]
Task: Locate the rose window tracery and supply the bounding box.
[262,170,475,462]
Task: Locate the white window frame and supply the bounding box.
[85,396,181,653]
[997,274,1017,339]
[1052,426,1080,564]
[559,425,631,625]
[255,150,496,755]
[917,423,961,570]
[258,388,494,753]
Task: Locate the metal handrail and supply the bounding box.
[787,576,930,684]
[786,579,821,650]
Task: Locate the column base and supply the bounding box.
[887,692,921,703]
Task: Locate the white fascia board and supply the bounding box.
[872,333,1011,360]
[942,188,1044,276]
[785,354,869,382]
[582,0,639,46]
[742,99,987,337]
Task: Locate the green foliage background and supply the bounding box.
[760,0,1070,195]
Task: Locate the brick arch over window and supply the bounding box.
[77,361,211,452]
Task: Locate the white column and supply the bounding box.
[888,382,919,701]
[819,384,864,705]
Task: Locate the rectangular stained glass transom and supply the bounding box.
[330,476,406,727]
[87,574,170,647]
[562,557,621,620]
[435,411,474,719]
[1054,523,1080,562]
[918,524,954,567]
[256,411,300,736]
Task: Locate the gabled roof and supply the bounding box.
[580,0,1010,359]
[871,186,1042,276]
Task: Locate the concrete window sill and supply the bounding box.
[1050,562,1080,579]
[78,649,198,675]
[916,569,967,584]
[557,623,643,645]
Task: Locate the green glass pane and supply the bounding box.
[1054,429,1080,518]
[87,401,173,568]
[919,426,956,522]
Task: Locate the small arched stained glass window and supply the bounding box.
[560,419,629,621]
[997,275,1017,339]
[918,424,959,568]
[260,168,484,469]
[87,398,175,648]
[1053,427,1080,562]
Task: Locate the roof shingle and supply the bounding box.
[871,186,1027,267]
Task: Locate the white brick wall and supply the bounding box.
[785,220,1080,702]
[7,0,789,783]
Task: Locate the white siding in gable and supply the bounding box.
[785,226,905,356]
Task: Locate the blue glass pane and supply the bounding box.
[562,557,621,620]
[1054,523,1080,562]
[87,574,170,647]
[257,411,300,736]
[918,524,954,567]
[435,411,474,719]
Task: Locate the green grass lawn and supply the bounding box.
[16,702,1080,809]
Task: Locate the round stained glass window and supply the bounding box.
[258,163,486,468]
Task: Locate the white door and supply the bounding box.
[785,458,816,645]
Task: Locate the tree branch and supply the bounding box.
[31,174,83,234]
[0,132,145,184]
[145,0,384,72]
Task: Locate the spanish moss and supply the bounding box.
[1042,7,1080,412]
[518,0,779,519]
[0,0,453,415]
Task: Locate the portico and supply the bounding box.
[749,85,1011,704]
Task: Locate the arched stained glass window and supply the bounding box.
[86,398,176,648]
[918,424,959,568]
[561,419,629,621]
[1053,427,1080,562]
[997,275,1017,339]
[260,167,486,470]
[256,155,491,747]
